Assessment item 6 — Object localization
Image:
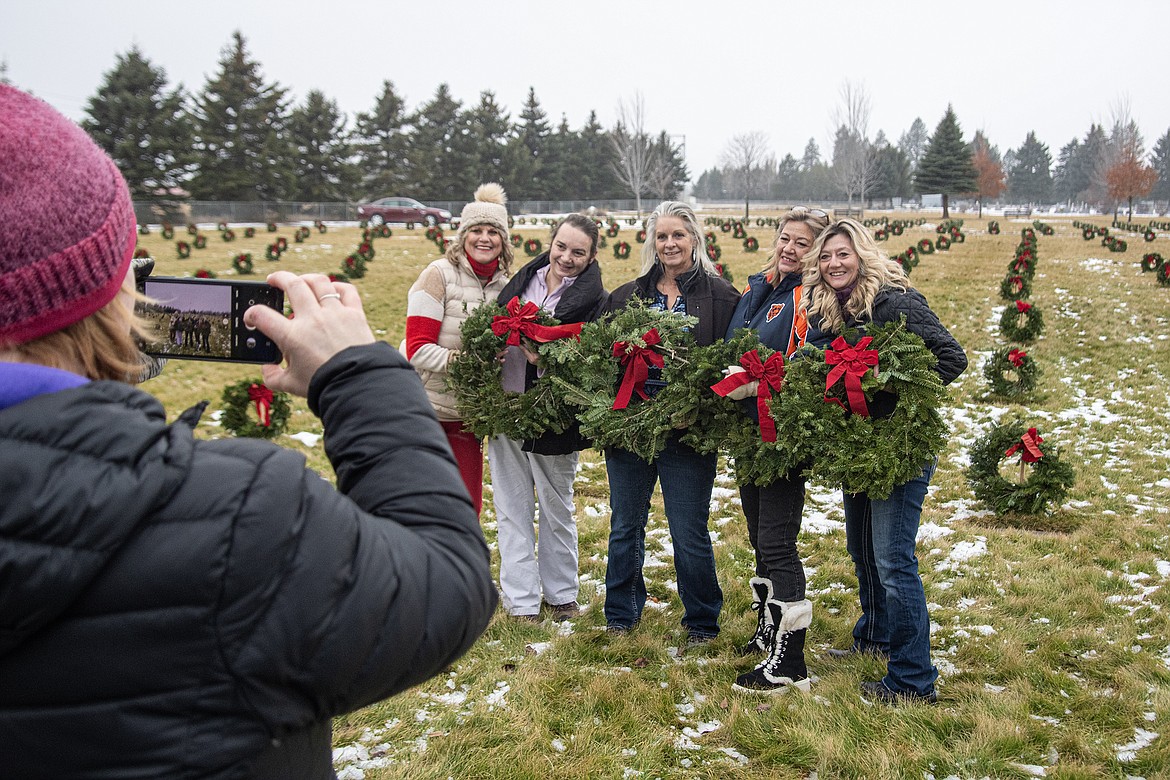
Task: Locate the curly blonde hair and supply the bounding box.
[802,218,910,334]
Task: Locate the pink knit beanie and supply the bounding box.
[0,83,136,346]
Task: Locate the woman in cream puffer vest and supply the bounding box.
[405,183,513,513]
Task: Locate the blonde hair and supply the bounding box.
[762,206,831,278]
[5,275,151,382]
[802,218,910,334]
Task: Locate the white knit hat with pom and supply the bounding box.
[456,183,509,244]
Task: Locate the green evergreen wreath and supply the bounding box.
[982,347,1040,398]
[999,272,1032,301]
[782,318,949,499]
[221,379,291,439]
[999,300,1044,342]
[265,243,282,262]
[1144,229,1156,242]
[448,301,583,441]
[193,234,207,250]
[176,241,191,259]
[1141,252,1163,272]
[342,253,368,279]
[161,224,175,239]
[524,238,542,256]
[966,420,1076,515]
[613,241,632,259]
[1158,263,1170,287]
[679,331,807,486]
[917,238,935,255]
[233,253,255,274]
[542,299,720,461]
[935,235,952,251]
[988,221,1000,235]
[743,236,760,252]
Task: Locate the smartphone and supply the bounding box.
[136,277,283,364]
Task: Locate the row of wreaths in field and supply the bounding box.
[449,294,1075,516]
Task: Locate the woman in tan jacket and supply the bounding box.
[405,183,513,513]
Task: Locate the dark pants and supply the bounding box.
[738,468,807,601]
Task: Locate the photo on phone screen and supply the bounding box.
[137,277,283,364]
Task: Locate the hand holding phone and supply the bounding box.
[244,272,375,397]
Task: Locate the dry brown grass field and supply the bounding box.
[133,211,1170,779]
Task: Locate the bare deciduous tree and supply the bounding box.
[610,93,654,215]
[830,80,877,207]
[720,131,772,219]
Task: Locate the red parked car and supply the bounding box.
[357,197,451,227]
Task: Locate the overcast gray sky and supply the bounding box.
[3,0,1168,177]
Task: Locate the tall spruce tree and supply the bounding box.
[288,89,356,201]
[352,80,412,200]
[541,116,576,200]
[1007,131,1053,205]
[189,31,294,201]
[1151,128,1170,206]
[466,90,512,184]
[409,83,475,200]
[82,46,191,200]
[898,118,929,172]
[507,87,552,200]
[1052,138,1082,205]
[914,105,976,218]
[576,111,619,198]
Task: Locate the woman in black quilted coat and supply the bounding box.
[0,83,495,778]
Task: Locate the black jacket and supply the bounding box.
[808,287,968,385]
[604,264,740,346]
[0,343,497,779]
[496,253,607,455]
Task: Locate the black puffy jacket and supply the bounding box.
[0,343,496,779]
[496,253,607,455]
[604,264,739,347]
[807,287,968,385]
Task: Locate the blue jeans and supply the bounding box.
[604,436,723,637]
[842,460,938,697]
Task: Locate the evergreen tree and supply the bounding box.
[1077,123,1109,207]
[898,117,929,172]
[576,111,619,199]
[772,154,800,199]
[288,89,356,201]
[466,90,512,184]
[800,138,822,170]
[869,144,912,203]
[694,167,725,200]
[352,80,412,200]
[409,83,475,200]
[81,46,191,200]
[648,131,689,201]
[1052,138,1082,205]
[541,116,576,200]
[1151,128,1170,206]
[0,58,9,85]
[1007,131,1053,205]
[914,105,976,218]
[507,87,552,199]
[189,31,294,201]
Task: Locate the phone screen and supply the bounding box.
[137,277,283,364]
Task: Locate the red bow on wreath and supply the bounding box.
[248,383,274,427]
[491,296,584,346]
[1007,348,1027,367]
[823,336,878,417]
[1016,300,1032,313]
[710,349,786,442]
[1005,427,1044,477]
[612,328,664,410]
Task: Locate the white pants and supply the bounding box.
[488,435,579,616]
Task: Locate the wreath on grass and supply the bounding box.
[988,221,1000,235]
[233,253,255,274]
[966,420,1075,515]
[524,238,543,256]
[1082,227,1096,241]
[217,222,228,232]
[982,347,1040,398]
[680,331,807,485]
[999,273,1032,301]
[541,299,720,462]
[936,235,952,251]
[194,268,217,278]
[743,236,760,252]
[343,253,368,279]
[275,237,288,252]
[265,243,282,262]
[1000,300,1044,342]
[295,226,311,243]
[316,220,328,233]
[613,240,632,259]
[449,298,585,440]
[707,243,722,262]
[510,234,523,248]
[267,223,278,233]
[244,227,256,238]
[161,224,175,240]
[874,228,889,241]
[606,223,620,237]
[781,318,949,499]
[187,224,199,236]
[176,241,191,259]
[917,238,935,255]
[891,223,904,236]
[1141,252,1163,272]
[1159,263,1170,287]
[636,229,647,243]
[193,235,208,250]
[732,223,746,239]
[221,229,236,242]
[1145,229,1156,242]
[357,242,375,261]
[221,380,291,440]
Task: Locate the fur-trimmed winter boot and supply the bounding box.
[732,599,812,694]
[737,577,774,656]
